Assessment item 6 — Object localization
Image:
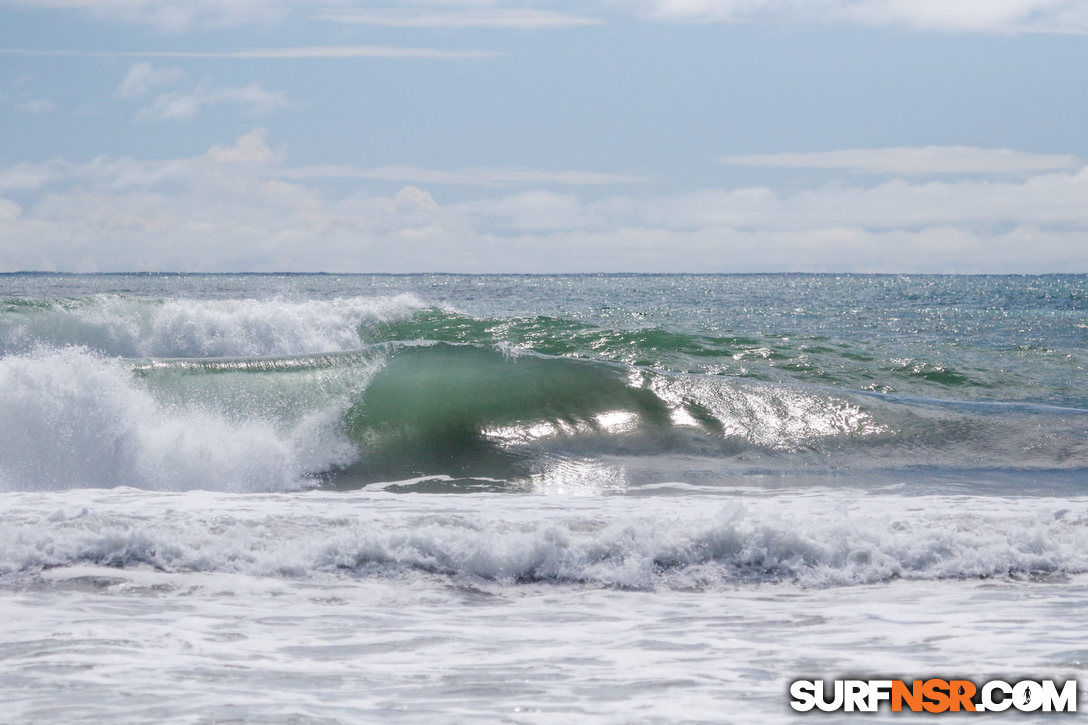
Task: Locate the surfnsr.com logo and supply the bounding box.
[789,679,1078,713]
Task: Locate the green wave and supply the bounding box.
[370,308,1007,395]
[338,344,677,483]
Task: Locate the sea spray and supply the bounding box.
[0,347,357,491]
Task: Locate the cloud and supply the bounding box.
[13,97,55,113]
[581,171,1088,232]
[0,0,291,30]
[205,128,284,164]
[283,165,648,186]
[624,0,1088,34]
[454,191,591,231]
[1,131,1085,273]
[0,198,20,220]
[1,1,597,31]
[117,62,186,98]
[222,45,500,60]
[2,76,57,114]
[0,46,500,60]
[720,147,1083,176]
[13,0,1088,34]
[0,163,60,193]
[137,82,286,120]
[318,8,600,28]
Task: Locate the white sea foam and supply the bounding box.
[0,294,424,358]
[3,489,1086,589]
[2,489,1087,723]
[0,348,357,492]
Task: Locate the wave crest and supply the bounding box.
[1,294,424,358]
[4,492,1085,589]
[0,348,356,492]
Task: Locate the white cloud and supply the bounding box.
[137,82,286,120]
[470,225,1086,273]
[1,131,1085,273]
[0,0,596,31]
[0,163,60,193]
[117,63,186,98]
[219,46,498,60]
[205,128,284,164]
[624,0,1088,34]
[464,168,648,186]
[845,0,1088,34]
[283,165,647,187]
[319,8,600,28]
[454,191,592,231]
[13,0,1088,34]
[1,74,57,114]
[13,97,55,113]
[720,147,1083,176]
[0,0,291,30]
[584,170,1088,232]
[0,198,20,220]
[0,46,500,61]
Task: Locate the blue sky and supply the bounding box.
[0,0,1086,272]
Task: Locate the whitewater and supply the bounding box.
[1,273,1086,722]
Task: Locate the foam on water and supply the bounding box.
[3,489,1087,589]
[0,294,424,358]
[0,348,357,492]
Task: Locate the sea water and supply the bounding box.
[0,273,1086,722]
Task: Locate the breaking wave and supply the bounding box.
[2,340,1087,492]
[0,294,424,358]
[0,347,359,492]
[3,490,1087,589]
[1,294,1086,493]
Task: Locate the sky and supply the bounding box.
[0,0,1086,273]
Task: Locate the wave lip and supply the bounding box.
[0,294,425,358]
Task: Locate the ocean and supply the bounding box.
[1,273,1086,722]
